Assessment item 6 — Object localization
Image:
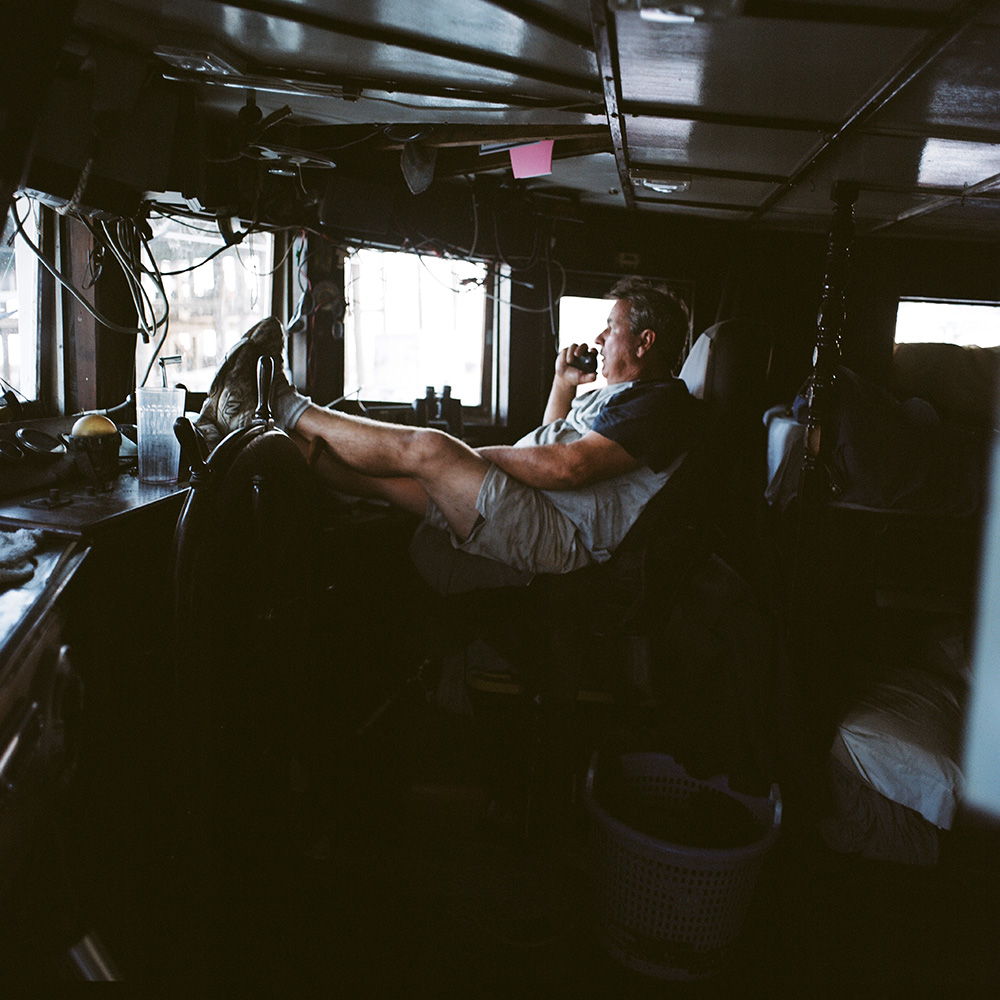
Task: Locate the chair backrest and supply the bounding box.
[530,317,773,627]
[611,317,773,589]
[680,317,773,414]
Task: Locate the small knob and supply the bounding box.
[254,356,274,424]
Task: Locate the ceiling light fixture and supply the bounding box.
[629,169,691,195]
[153,45,245,76]
[613,0,744,23]
[158,69,348,101]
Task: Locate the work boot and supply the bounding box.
[195,317,286,448]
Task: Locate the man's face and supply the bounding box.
[595,298,643,384]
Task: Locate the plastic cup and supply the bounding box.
[136,386,185,484]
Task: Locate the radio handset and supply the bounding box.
[567,350,598,375]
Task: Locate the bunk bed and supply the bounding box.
[773,185,987,865]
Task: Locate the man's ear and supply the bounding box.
[636,327,656,356]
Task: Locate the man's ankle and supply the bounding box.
[272,380,311,431]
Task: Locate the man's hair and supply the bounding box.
[608,277,690,369]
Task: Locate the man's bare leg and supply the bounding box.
[292,404,490,540]
[196,328,486,536]
[290,432,430,517]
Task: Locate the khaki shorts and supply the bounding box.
[409,464,594,595]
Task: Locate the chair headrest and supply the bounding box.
[678,330,714,400]
[678,318,771,407]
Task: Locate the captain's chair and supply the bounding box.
[454,316,774,681]
[457,318,774,834]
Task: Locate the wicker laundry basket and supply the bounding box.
[585,751,781,981]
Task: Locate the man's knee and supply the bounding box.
[407,426,462,472]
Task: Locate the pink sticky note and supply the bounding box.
[509,139,554,179]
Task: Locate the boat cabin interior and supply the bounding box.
[1,0,999,989]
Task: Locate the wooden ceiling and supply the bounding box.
[25,0,1000,238]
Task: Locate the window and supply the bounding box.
[558,295,612,390]
[0,199,40,401]
[557,284,696,391]
[344,249,489,408]
[137,216,274,391]
[895,299,1000,348]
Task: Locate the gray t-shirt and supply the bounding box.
[412,378,700,593]
[515,381,692,563]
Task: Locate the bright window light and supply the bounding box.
[138,216,274,391]
[344,249,488,406]
[0,199,39,401]
[558,296,612,391]
[895,299,1000,348]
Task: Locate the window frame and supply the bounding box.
[895,296,1000,348]
[340,246,507,427]
[0,197,44,410]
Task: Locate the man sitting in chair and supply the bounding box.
[196,277,702,595]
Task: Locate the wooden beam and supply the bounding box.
[590,0,634,210]
[487,0,595,49]
[207,0,602,96]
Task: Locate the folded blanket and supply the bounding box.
[0,528,44,588]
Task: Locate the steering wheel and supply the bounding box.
[169,357,322,876]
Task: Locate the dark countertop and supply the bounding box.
[0,474,189,539]
[0,469,189,667]
[0,413,193,539]
[0,534,88,672]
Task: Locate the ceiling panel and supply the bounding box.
[42,0,1000,238]
[775,183,931,221]
[634,174,778,209]
[866,20,1000,137]
[897,136,1000,189]
[75,0,600,102]
[503,0,594,34]
[883,198,1000,238]
[627,117,823,177]
[613,13,927,122]
[635,201,750,222]
[194,87,608,129]
[524,151,627,208]
[781,131,1000,206]
[768,173,1000,237]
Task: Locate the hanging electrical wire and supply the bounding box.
[136,224,172,387]
[492,200,542,272]
[0,373,31,403]
[92,217,164,341]
[155,239,238,277]
[10,197,151,337]
[233,227,296,278]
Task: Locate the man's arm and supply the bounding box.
[543,344,597,424]
[478,431,639,491]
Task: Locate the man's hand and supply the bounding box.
[544,344,598,424]
[556,343,599,386]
